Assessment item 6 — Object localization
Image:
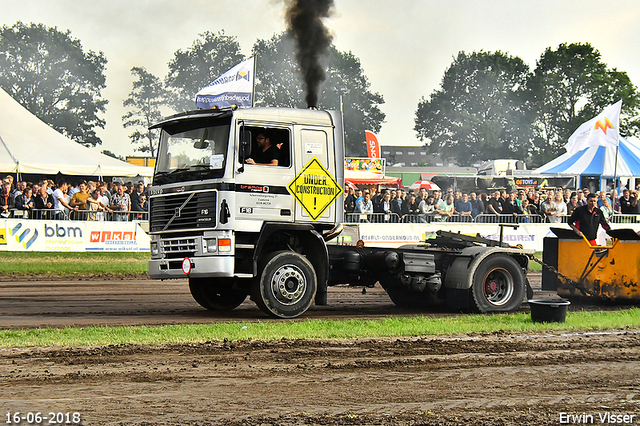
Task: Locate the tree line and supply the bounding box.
[415,46,640,166]
[0,22,638,166]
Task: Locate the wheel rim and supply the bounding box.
[270,264,306,306]
[482,267,514,306]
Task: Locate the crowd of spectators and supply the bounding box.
[344,184,640,224]
[0,175,149,221]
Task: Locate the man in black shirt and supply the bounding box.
[246,132,279,166]
[487,190,503,215]
[619,188,638,214]
[568,192,611,246]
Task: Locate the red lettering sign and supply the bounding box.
[365,131,380,159]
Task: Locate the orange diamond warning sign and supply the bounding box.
[288,157,342,221]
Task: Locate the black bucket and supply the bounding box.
[528,299,571,323]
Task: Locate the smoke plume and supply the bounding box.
[285,0,334,108]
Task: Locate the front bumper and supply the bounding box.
[149,256,236,280]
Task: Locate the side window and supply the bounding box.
[243,126,291,167]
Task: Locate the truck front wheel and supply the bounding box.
[471,255,525,313]
[252,251,317,319]
[189,278,247,311]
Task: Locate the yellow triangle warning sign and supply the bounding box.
[288,157,343,221]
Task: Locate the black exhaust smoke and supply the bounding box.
[285,0,334,108]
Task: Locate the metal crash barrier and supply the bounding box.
[342,213,640,224]
[9,209,149,222]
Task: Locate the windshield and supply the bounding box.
[154,119,231,184]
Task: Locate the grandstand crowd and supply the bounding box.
[0,175,148,221]
[344,184,640,224]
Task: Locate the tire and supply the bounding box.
[471,255,526,313]
[252,251,317,319]
[189,278,247,311]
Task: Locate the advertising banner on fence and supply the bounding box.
[0,219,150,252]
[354,222,637,251]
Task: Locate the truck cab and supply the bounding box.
[148,107,344,318]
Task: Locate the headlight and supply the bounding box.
[203,238,217,253]
[150,242,159,256]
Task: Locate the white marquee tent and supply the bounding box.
[536,136,640,177]
[0,88,153,178]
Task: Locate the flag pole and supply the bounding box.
[251,55,257,108]
[613,144,619,192]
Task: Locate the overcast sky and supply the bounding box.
[1,0,639,157]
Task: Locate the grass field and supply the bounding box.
[0,308,638,348]
[1,250,621,349]
[0,252,149,276]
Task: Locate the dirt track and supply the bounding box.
[1,275,639,425]
[1,331,639,425]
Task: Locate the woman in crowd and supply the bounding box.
[600,197,614,221]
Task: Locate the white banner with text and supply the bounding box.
[0,219,150,252]
[355,222,640,251]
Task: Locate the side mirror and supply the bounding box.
[237,127,252,173]
[240,130,252,158]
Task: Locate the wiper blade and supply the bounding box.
[170,167,191,174]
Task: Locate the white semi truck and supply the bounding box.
[148,106,531,318]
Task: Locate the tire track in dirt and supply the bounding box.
[0,331,638,425]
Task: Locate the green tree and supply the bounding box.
[252,33,385,156]
[102,149,125,161]
[122,67,166,157]
[414,51,534,166]
[0,22,108,147]
[165,31,244,113]
[529,42,640,165]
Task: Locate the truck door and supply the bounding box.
[292,127,340,223]
[235,125,295,225]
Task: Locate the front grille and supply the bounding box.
[150,191,217,233]
[161,238,198,254]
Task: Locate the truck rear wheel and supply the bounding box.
[189,278,247,311]
[252,251,317,319]
[471,255,525,313]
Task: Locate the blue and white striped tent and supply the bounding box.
[536,137,640,176]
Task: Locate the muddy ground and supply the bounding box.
[1,332,639,425]
[1,275,639,425]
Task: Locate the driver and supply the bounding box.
[246,131,279,166]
